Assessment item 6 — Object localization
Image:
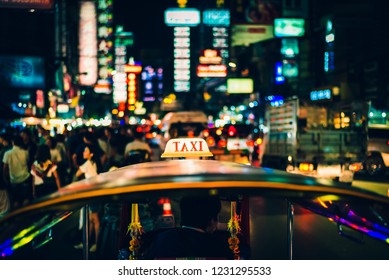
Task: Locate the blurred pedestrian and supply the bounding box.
[31,144,61,199]
[46,136,62,163]
[0,132,12,215]
[2,135,32,209]
[75,145,100,179]
[36,125,49,145]
[20,128,37,168]
[148,137,163,162]
[97,127,118,170]
[96,129,107,157]
[107,128,126,169]
[72,131,105,181]
[55,133,70,185]
[124,129,152,164]
[66,126,87,181]
[46,136,68,186]
[75,144,101,252]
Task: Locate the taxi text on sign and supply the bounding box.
[161,138,213,158]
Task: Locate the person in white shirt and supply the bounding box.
[31,144,61,199]
[124,129,152,164]
[76,145,98,179]
[75,145,100,252]
[2,135,32,208]
[45,136,62,164]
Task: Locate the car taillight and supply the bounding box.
[158,197,172,216]
[349,162,362,172]
[218,139,227,148]
[207,136,215,147]
[246,140,254,147]
[228,126,236,137]
[299,163,314,171]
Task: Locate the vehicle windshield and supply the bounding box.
[1,188,389,260]
[368,128,389,139]
[169,122,207,138]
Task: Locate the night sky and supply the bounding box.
[114,0,178,51]
[0,0,184,54]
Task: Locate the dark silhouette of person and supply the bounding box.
[144,195,234,259]
[20,128,37,168]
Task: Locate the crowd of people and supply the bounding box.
[0,124,237,259]
[0,124,161,216]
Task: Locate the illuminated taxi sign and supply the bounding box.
[161,138,213,158]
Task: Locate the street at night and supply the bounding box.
[1,1,389,279]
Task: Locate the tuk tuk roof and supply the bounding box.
[3,159,388,220]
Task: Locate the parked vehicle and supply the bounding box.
[261,97,367,183]
[364,124,389,176]
[161,111,208,140]
[203,124,259,164]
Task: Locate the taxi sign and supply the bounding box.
[161,138,213,158]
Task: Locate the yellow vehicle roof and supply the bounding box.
[4,159,387,220]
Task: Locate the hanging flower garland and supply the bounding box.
[227,201,241,260]
[127,203,143,260]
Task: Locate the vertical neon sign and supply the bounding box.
[78,1,98,86]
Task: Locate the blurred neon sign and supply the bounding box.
[197,64,227,77]
[227,78,253,94]
[165,8,200,26]
[78,1,98,86]
[203,9,230,26]
[310,89,332,101]
[274,18,305,38]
